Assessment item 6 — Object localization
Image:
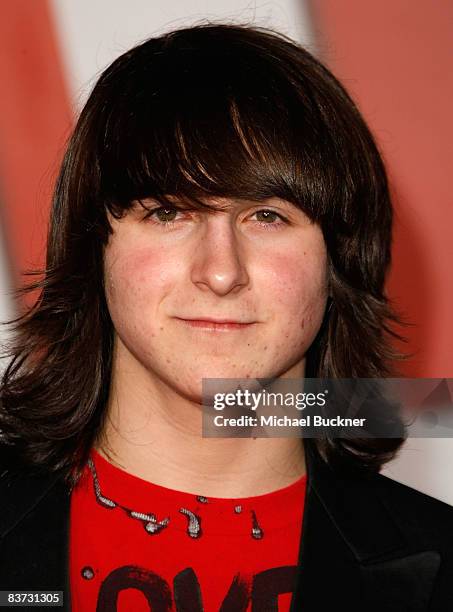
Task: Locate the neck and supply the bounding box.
[95,339,306,498]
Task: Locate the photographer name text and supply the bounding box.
[212,415,366,428]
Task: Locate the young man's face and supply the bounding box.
[103,197,329,402]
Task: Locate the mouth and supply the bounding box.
[175,317,257,331]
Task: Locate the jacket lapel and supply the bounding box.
[289,440,441,611]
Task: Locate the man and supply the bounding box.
[1,23,452,611]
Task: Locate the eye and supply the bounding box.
[252,209,288,230]
[142,205,288,231]
[142,205,184,228]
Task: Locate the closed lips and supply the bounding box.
[186,320,252,324]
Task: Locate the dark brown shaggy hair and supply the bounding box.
[0,23,408,486]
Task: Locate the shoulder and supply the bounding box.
[371,469,453,539]
[373,469,453,516]
[316,447,453,530]
[314,448,453,555]
[0,444,67,537]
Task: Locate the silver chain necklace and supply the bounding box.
[87,456,264,540]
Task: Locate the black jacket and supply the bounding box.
[1,441,453,611]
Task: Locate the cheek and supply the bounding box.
[104,246,176,314]
[261,248,328,332]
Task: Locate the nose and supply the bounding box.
[190,215,250,296]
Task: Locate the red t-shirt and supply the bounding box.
[69,448,307,611]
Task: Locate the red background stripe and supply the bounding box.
[310,0,453,376]
[0,0,72,296]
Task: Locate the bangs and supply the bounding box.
[93,34,344,222]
